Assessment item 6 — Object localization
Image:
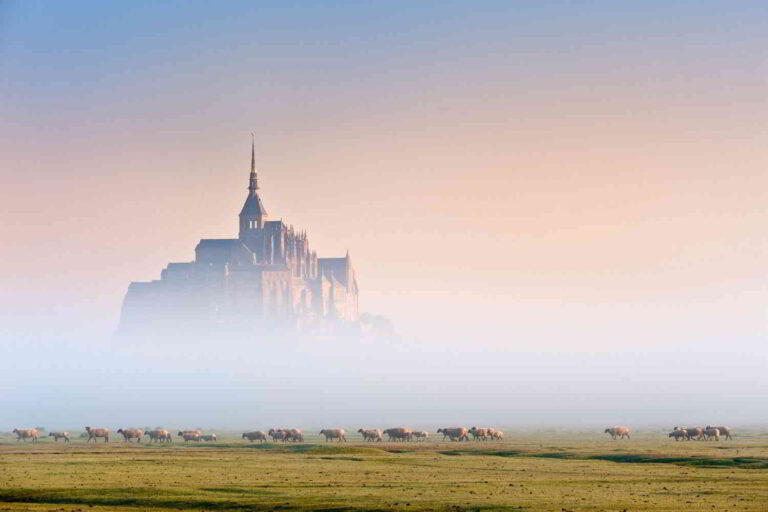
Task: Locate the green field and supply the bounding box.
[1,431,767,511]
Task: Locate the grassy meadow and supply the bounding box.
[1,430,768,511]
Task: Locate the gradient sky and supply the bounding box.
[1,1,768,426]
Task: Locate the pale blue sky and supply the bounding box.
[1,1,768,427]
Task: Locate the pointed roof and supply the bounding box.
[249,133,259,192]
[318,256,351,287]
[240,135,268,217]
[240,193,267,216]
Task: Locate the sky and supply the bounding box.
[1,1,768,429]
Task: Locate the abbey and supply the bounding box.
[119,143,359,335]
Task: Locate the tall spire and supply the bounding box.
[249,133,258,192]
[239,135,268,237]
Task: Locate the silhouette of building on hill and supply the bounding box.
[119,141,359,337]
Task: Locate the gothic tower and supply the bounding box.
[239,137,268,251]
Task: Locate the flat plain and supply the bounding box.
[1,430,767,511]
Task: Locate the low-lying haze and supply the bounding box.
[1,0,767,429]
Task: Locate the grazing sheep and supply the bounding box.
[703,427,720,441]
[706,425,732,440]
[201,434,218,442]
[682,427,704,441]
[603,426,631,440]
[284,428,304,442]
[145,429,172,443]
[357,429,383,442]
[437,427,469,442]
[319,429,347,442]
[48,431,70,442]
[489,429,504,441]
[468,427,489,441]
[242,431,268,442]
[412,430,429,441]
[12,428,39,443]
[383,427,412,442]
[177,430,202,442]
[85,427,110,443]
[267,429,286,442]
[669,429,688,441]
[116,428,144,443]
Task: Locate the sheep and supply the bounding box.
[706,425,732,440]
[242,431,268,442]
[319,429,347,442]
[669,429,688,441]
[357,429,383,442]
[12,428,39,443]
[177,430,202,442]
[267,429,286,442]
[116,428,144,443]
[201,434,218,442]
[489,429,504,441]
[48,431,70,442]
[85,427,110,443]
[412,430,429,441]
[383,427,412,442]
[703,427,720,441]
[682,427,704,441]
[437,427,469,442]
[284,428,304,442]
[468,427,489,441]
[145,429,172,443]
[604,426,631,440]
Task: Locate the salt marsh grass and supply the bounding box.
[1,430,767,511]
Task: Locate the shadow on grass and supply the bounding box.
[201,487,277,495]
[0,488,390,512]
[438,448,768,469]
[583,453,768,469]
[194,443,387,456]
[440,450,525,458]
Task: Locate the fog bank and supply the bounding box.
[2,330,766,431]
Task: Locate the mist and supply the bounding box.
[3,0,768,434]
[2,311,766,432]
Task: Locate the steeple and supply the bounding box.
[249,133,258,192]
[239,136,268,239]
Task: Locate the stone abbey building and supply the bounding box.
[119,143,359,335]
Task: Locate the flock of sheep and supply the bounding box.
[243,426,504,443]
[9,425,733,443]
[602,425,733,441]
[667,426,733,441]
[8,426,504,443]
